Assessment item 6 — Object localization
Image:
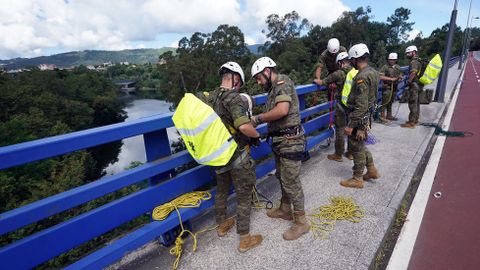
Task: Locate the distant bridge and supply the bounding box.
[113,79,137,94]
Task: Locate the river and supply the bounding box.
[104,98,177,175]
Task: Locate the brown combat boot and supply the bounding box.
[282,211,311,241]
[340,176,364,188]
[238,234,263,253]
[379,111,389,123]
[327,153,343,162]
[344,151,354,160]
[217,217,235,237]
[400,122,416,129]
[266,200,293,220]
[386,113,398,121]
[363,165,380,181]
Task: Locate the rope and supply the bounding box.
[152,191,215,270]
[251,186,274,209]
[328,89,335,129]
[308,196,365,239]
[421,123,474,137]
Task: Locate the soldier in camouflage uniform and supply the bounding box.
[379,53,404,122]
[204,62,263,252]
[250,57,310,241]
[313,38,347,82]
[401,45,423,128]
[341,44,380,189]
[315,51,354,162]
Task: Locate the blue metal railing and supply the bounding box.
[0,84,333,269]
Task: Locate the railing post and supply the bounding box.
[299,94,306,123]
[143,129,173,185]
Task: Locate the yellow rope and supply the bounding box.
[152,191,215,270]
[308,196,365,239]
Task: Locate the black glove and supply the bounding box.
[250,137,261,147]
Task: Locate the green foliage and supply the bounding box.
[387,7,415,45]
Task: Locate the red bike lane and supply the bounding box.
[408,52,480,270]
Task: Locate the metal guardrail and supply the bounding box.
[0,84,334,269]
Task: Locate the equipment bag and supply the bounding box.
[419,89,434,104]
[419,54,442,85]
[172,93,237,166]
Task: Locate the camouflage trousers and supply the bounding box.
[348,132,374,177]
[381,84,398,115]
[334,106,352,156]
[272,136,305,212]
[215,155,255,235]
[408,83,422,123]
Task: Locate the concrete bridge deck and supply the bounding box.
[110,60,464,270]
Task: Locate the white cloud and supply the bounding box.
[0,0,349,59]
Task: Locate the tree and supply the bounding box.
[387,7,414,45]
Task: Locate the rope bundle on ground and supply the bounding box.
[308,196,365,239]
[152,191,214,270]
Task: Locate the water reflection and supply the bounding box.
[105,99,178,174]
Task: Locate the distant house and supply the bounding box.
[38,64,56,70]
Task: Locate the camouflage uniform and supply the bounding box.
[320,65,353,156]
[379,63,403,116]
[316,46,347,78]
[206,87,256,235]
[346,66,379,177]
[266,74,306,212]
[407,56,423,123]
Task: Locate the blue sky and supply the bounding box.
[0,0,478,60]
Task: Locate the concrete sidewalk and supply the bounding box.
[110,65,463,270]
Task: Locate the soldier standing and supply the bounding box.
[315,52,354,162]
[341,44,380,189]
[401,45,423,128]
[206,62,263,252]
[250,57,310,240]
[379,53,404,122]
[313,38,347,83]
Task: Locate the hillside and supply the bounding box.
[0,48,175,69]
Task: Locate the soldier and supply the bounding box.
[379,53,404,122]
[250,57,310,240]
[206,62,263,252]
[313,38,347,83]
[401,45,423,128]
[315,51,354,162]
[341,43,380,189]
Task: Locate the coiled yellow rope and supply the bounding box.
[152,191,215,270]
[308,196,365,239]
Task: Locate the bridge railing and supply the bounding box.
[0,84,334,269]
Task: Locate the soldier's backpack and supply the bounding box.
[418,54,443,85]
[172,93,237,166]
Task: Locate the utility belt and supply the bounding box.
[267,125,302,138]
[215,148,249,174]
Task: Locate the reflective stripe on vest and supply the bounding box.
[172,93,237,166]
[341,68,359,106]
[419,54,443,85]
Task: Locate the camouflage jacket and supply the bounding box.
[409,56,422,85]
[201,87,251,148]
[322,65,353,102]
[379,63,403,88]
[266,74,301,134]
[347,66,379,128]
[316,46,347,76]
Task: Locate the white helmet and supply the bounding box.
[336,52,349,63]
[388,52,398,60]
[251,56,276,77]
[239,93,254,117]
[327,38,340,54]
[219,61,245,85]
[405,45,418,54]
[348,43,370,59]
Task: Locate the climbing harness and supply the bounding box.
[251,186,274,209]
[152,191,216,270]
[421,123,474,137]
[308,196,365,239]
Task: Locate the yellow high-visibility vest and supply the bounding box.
[172,93,237,166]
[341,68,359,106]
[419,54,443,85]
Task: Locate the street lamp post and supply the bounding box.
[434,0,458,103]
[458,0,473,69]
